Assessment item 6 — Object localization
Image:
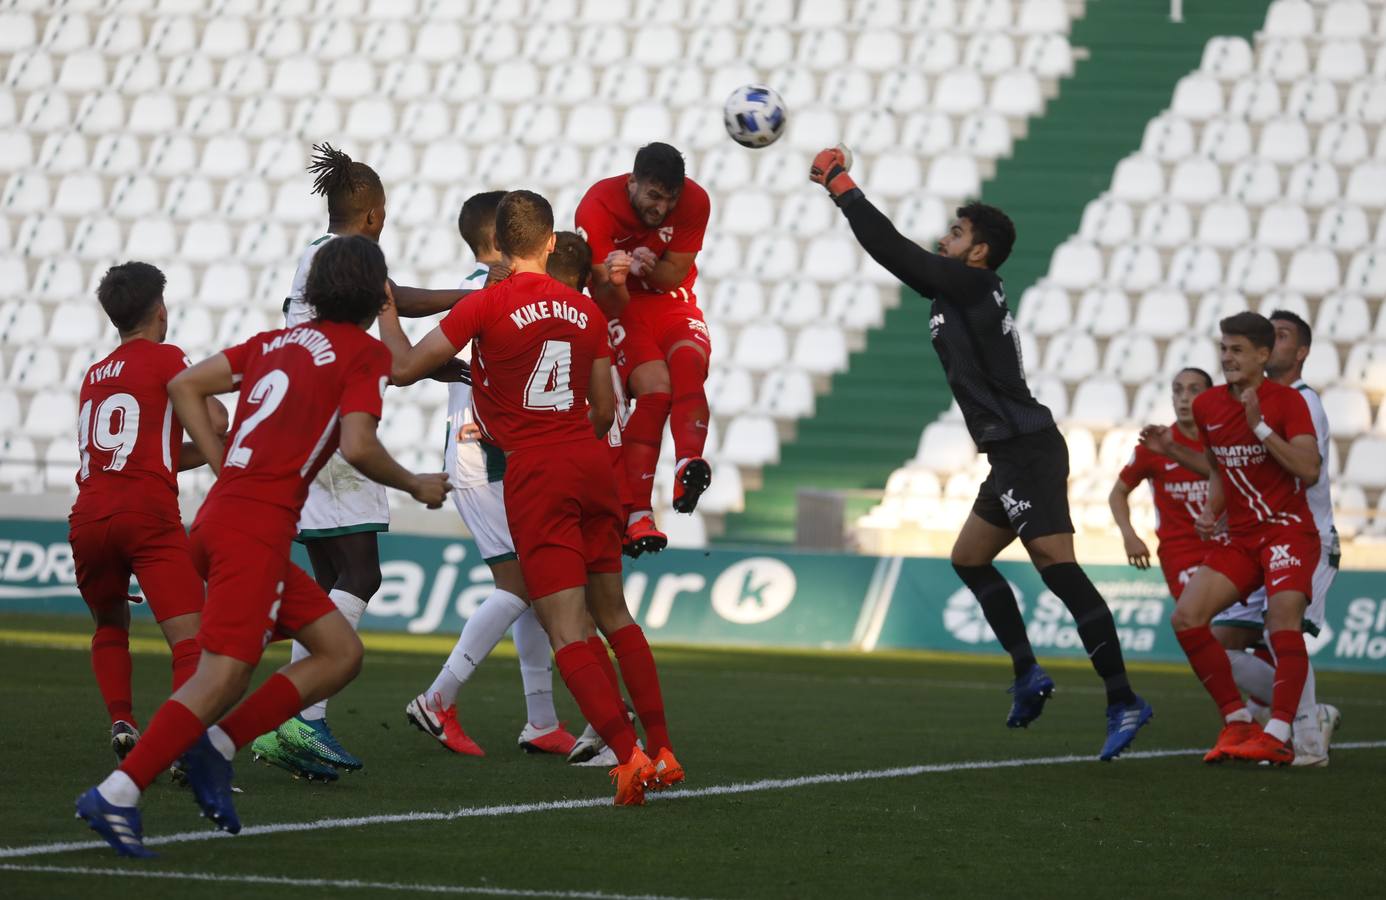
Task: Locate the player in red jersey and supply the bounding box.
[1167,313,1322,767]
[1108,368,1215,599]
[70,262,228,761]
[577,142,713,555]
[75,236,450,857]
[380,190,682,805]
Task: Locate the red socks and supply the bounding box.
[91,625,134,726]
[217,672,305,751]
[555,641,637,763]
[588,635,622,695]
[1268,630,1308,726]
[118,699,204,790]
[170,638,200,692]
[1175,626,1245,718]
[609,624,672,755]
[623,392,670,513]
[667,347,710,462]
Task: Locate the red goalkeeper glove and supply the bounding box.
[809,147,859,203]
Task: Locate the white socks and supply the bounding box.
[293,589,368,722]
[512,606,558,729]
[207,724,235,761]
[1227,649,1275,705]
[428,589,527,708]
[98,770,141,807]
[1225,707,1253,725]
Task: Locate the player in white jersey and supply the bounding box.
[253,144,471,779]
[404,193,581,757]
[1212,310,1340,765]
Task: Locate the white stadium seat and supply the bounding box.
[1317,40,1368,83]
[1227,245,1283,295]
[1104,334,1161,384]
[1132,288,1190,338]
[1227,158,1282,207]
[1197,200,1252,249]
[1257,117,1311,164]
[1140,114,1196,162]
[1171,72,1223,121]
[1346,161,1386,208]
[1343,436,1386,489]
[1201,36,1253,81]
[1017,283,1070,336]
[1285,159,1341,208]
[1169,156,1224,203]
[1137,200,1192,248]
[1256,202,1312,250]
[1079,195,1135,247]
[1318,385,1374,439]
[1043,332,1100,383]
[1285,246,1342,296]
[1069,376,1128,425]
[1345,248,1386,295]
[1322,1,1372,39]
[1317,203,1371,249]
[1111,154,1164,203]
[1047,239,1103,290]
[1227,76,1282,122]
[1107,242,1162,292]
[1198,116,1254,165]
[914,420,976,473]
[1316,117,1370,166]
[721,415,779,467]
[1073,286,1131,337]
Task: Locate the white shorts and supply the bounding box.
[1213,544,1337,637]
[296,451,390,540]
[452,479,515,564]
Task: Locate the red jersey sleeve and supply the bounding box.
[439,291,489,351]
[341,339,391,418]
[575,190,617,262]
[157,343,191,383]
[1118,444,1152,488]
[1269,387,1315,442]
[666,180,710,254]
[220,333,263,380]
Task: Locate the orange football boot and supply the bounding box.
[1225,729,1295,766]
[648,747,685,791]
[1203,720,1262,763]
[610,747,653,806]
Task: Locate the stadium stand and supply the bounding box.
[0,0,1079,548]
[858,0,1386,559]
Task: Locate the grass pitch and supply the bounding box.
[0,612,1382,899]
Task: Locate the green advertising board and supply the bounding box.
[2,517,1383,672]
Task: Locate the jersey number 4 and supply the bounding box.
[523,340,574,412]
[78,393,141,479]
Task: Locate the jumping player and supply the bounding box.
[75,236,450,857]
[405,193,576,758]
[810,147,1152,759]
[1109,368,1215,600]
[578,142,713,555]
[379,190,682,805]
[70,262,226,760]
[1168,312,1322,766]
[258,143,467,776]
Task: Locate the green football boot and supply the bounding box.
[250,730,339,782]
[276,715,363,771]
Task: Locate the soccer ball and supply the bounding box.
[723,84,788,148]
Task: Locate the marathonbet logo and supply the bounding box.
[1000,489,1032,521]
[1268,544,1301,571]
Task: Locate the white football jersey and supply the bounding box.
[444,264,495,489]
[284,233,335,327]
[1294,380,1337,552]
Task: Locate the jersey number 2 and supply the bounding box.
[78,393,140,479]
[225,370,289,469]
[523,340,574,412]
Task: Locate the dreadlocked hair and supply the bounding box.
[304,235,389,325]
[307,142,384,223]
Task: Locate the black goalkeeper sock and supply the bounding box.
[952,563,1036,677]
[1039,562,1136,706]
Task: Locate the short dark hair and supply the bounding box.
[304,235,389,325]
[1269,309,1312,348]
[956,202,1016,270]
[547,231,593,292]
[1177,367,1214,389]
[307,142,385,224]
[458,190,506,258]
[632,142,685,191]
[1219,311,1276,350]
[495,190,554,259]
[96,261,165,333]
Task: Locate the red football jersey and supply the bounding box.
[1118,423,1208,548]
[575,174,710,302]
[1193,380,1317,537]
[195,320,390,549]
[71,339,190,526]
[439,272,608,452]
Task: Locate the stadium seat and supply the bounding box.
[1318,40,1369,83]
[1073,286,1131,337]
[792,325,848,375]
[1227,157,1283,206]
[853,30,905,73]
[1047,239,1103,290]
[1017,283,1071,336]
[14,214,65,257]
[22,389,77,439]
[30,257,84,301]
[1342,341,1386,391]
[1020,34,1074,78]
[1227,75,1282,122]
[1346,161,1386,208]
[1343,436,1386,489]
[1140,114,1196,162]
[991,70,1043,118]
[721,414,779,467]
[1107,243,1162,292]
[1103,333,1161,384]
[1169,157,1224,204]
[58,51,107,94]
[1111,154,1164,203]
[708,279,765,325]
[1254,202,1311,250]
[1171,72,1223,121]
[7,345,61,390]
[1302,339,1343,385]
[933,70,985,116]
[1132,288,1190,338]
[1257,117,1311,165]
[914,420,975,473]
[1285,245,1342,296]
[1137,201,1192,248]
[905,31,959,75]
[1198,116,1254,165]
[1315,202,1370,250]
[1259,38,1311,83]
[1200,36,1254,81]
[1320,385,1373,439]
[1029,374,1068,420]
[1344,79,1386,124]
[1227,244,1282,294]
[0,301,44,344]
[766,280,823,326]
[1196,200,1252,249]
[732,322,789,372]
[2,171,51,215]
[1315,292,1372,344]
[1161,333,1218,378]
[876,68,929,114]
[1345,248,1386,295]
[1069,375,1128,425]
[824,282,885,330]
[1285,159,1341,209]
[1043,332,1100,383]
[757,369,816,420]
[0,434,38,490]
[898,111,955,156]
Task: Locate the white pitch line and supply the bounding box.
[6,741,1385,861]
[0,864,716,900]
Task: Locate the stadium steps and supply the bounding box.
[716,0,1271,547]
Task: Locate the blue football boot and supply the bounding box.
[180,733,241,833]
[74,786,156,858]
[1006,664,1056,728]
[1100,696,1154,761]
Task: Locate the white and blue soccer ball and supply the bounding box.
[723,84,788,148]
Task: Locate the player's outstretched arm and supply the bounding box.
[1107,479,1151,569]
[1139,426,1211,476]
[168,356,237,475]
[587,355,616,439]
[631,246,696,293]
[387,279,472,318]
[1242,389,1322,484]
[339,411,450,508]
[177,397,230,471]
[377,287,463,386]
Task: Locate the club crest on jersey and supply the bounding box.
[1268,544,1301,571]
[659,226,674,243]
[1000,489,1032,520]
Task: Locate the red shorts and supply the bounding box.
[1157,541,1208,600]
[504,438,624,599]
[608,294,711,385]
[70,512,203,623]
[1202,527,1321,602]
[190,519,337,666]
